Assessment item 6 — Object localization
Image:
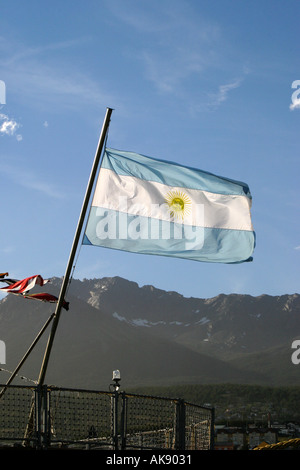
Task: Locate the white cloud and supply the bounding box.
[208,79,242,108]
[0,113,22,140]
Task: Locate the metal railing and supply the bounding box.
[0,384,214,450]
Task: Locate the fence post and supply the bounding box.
[41,385,51,448]
[120,392,127,450]
[175,399,186,450]
[210,407,215,450]
[34,385,42,448]
[111,390,119,450]
[35,385,50,449]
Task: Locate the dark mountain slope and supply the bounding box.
[0,276,299,389]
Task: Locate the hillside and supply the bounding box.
[0,276,299,390]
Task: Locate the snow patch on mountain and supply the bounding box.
[112,312,191,328]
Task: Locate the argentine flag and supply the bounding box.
[83,148,255,264]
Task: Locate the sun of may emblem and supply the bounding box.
[164,190,191,221]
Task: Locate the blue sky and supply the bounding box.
[0,0,299,300]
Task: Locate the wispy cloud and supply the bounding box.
[3,37,91,65]
[0,246,15,255]
[141,49,206,94]
[106,0,247,116]
[6,62,111,111]
[0,163,65,199]
[0,36,115,112]
[187,77,244,115]
[107,0,221,95]
[208,79,243,108]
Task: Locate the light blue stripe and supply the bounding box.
[102,148,252,198]
[83,207,255,264]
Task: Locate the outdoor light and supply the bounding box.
[112,370,121,391]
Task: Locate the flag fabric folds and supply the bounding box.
[23,293,69,311]
[0,275,49,294]
[83,148,255,264]
[0,274,69,310]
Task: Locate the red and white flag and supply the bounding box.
[0,275,49,294]
[23,293,69,311]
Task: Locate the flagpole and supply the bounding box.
[37,107,113,386]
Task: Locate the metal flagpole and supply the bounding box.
[37,107,113,386]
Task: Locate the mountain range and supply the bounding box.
[0,276,299,390]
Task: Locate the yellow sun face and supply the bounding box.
[164,190,191,221]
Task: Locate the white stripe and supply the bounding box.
[92,168,253,231]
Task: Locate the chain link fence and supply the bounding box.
[0,384,214,450]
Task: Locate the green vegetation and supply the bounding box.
[128,383,300,424]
